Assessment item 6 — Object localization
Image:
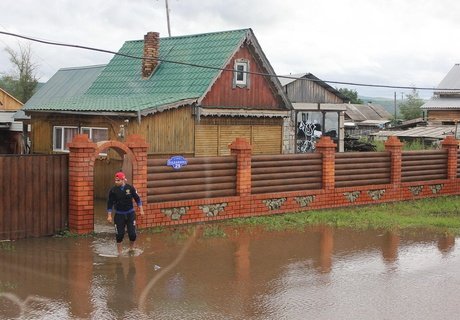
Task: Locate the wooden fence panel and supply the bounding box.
[251,153,323,194]
[335,152,391,188]
[147,155,237,202]
[402,150,447,182]
[0,154,68,240]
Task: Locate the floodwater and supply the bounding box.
[1,223,460,320]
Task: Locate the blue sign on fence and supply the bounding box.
[167,156,188,170]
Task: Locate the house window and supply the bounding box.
[53,126,108,152]
[53,126,79,152]
[81,127,108,142]
[234,60,249,87]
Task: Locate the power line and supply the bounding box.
[0,30,452,92]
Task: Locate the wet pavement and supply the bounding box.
[1,222,460,319]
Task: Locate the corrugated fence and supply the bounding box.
[147,155,237,202]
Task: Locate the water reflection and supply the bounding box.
[0,226,459,319]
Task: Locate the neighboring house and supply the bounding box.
[421,63,460,124]
[373,64,460,146]
[279,73,348,152]
[344,103,392,137]
[22,29,291,159]
[0,88,27,154]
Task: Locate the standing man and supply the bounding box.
[107,171,145,254]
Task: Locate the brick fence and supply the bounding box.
[68,134,460,234]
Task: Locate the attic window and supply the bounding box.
[234,59,250,88]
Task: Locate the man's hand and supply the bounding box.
[107,213,112,223]
[137,207,145,221]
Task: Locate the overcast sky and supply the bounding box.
[1,0,459,99]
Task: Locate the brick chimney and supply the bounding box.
[142,32,159,79]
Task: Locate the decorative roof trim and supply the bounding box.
[199,107,290,118]
[140,98,198,116]
[24,110,138,117]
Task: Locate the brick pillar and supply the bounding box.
[441,135,458,180]
[125,134,149,226]
[229,138,252,196]
[68,134,97,234]
[385,136,403,186]
[316,136,336,190]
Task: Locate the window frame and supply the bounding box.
[53,126,79,152]
[52,126,109,153]
[233,59,250,88]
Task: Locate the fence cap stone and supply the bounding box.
[384,136,403,148]
[229,138,252,150]
[125,134,149,148]
[441,135,459,147]
[67,134,96,149]
[316,136,336,148]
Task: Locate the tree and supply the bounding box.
[338,88,363,104]
[399,89,424,120]
[1,43,39,103]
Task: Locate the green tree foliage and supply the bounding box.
[399,89,424,120]
[338,88,363,104]
[0,43,38,103]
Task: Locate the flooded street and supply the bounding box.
[1,224,460,319]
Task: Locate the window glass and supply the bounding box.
[54,127,62,150]
[63,128,79,149]
[234,61,248,85]
[236,64,245,81]
[296,112,323,153]
[91,128,108,142]
[53,126,78,152]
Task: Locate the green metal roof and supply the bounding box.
[23,29,250,113]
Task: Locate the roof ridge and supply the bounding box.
[125,28,250,43]
[59,64,107,71]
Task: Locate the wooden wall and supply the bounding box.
[0,88,23,110]
[201,45,283,109]
[285,79,344,103]
[29,107,195,156]
[427,110,460,122]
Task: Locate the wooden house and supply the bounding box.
[279,73,348,152]
[421,63,460,124]
[0,88,26,153]
[22,29,291,160]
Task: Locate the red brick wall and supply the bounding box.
[68,134,460,234]
[141,136,460,229]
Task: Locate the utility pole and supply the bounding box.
[394,92,397,121]
[165,0,171,37]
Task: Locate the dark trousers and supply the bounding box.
[114,212,136,243]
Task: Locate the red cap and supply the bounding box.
[115,172,126,180]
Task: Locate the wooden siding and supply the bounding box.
[195,124,281,156]
[201,46,282,109]
[0,154,68,240]
[0,89,23,110]
[134,106,195,156]
[285,79,344,103]
[427,110,460,122]
[29,107,195,156]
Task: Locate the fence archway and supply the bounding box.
[68,134,148,234]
